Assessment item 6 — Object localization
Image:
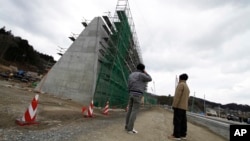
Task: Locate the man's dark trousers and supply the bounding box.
[173,108,187,138]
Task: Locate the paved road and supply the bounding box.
[187,112,248,140]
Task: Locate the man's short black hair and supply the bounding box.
[137,63,145,71]
[179,73,188,80]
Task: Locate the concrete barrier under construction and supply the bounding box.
[35,17,108,104]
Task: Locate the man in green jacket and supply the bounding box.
[169,73,190,140]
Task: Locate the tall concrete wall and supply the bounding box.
[35,17,109,104]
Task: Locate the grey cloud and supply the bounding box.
[1,0,41,29]
[2,0,250,105]
[189,8,250,49]
[0,0,70,41]
[143,50,199,72]
[163,0,250,10]
[220,60,250,74]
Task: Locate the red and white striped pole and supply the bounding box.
[16,94,39,126]
[82,100,94,118]
[102,101,109,115]
[87,100,94,117]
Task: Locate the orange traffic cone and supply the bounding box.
[16,94,39,126]
[82,100,94,118]
[102,101,109,115]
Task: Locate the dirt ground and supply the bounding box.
[77,107,227,141]
[0,80,227,141]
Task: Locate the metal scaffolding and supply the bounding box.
[93,0,157,108]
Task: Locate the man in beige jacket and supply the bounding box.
[168,73,190,140]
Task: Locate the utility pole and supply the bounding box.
[204,94,206,116]
[153,81,156,94]
[175,75,178,88]
[191,92,195,113]
[218,105,220,118]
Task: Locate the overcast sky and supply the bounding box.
[1,0,250,105]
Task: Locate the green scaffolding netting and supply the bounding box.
[94,10,157,108]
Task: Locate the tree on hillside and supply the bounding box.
[0,26,15,59]
[0,26,56,73]
[157,94,173,105]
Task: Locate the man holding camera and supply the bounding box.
[125,63,152,134]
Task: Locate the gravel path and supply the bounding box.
[1,115,125,141]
